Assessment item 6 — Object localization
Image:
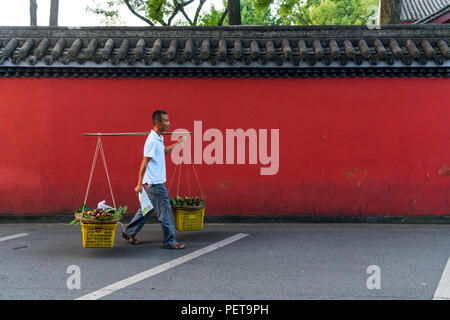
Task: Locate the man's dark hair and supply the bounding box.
[152,110,168,125]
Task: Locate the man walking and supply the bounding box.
[121,110,185,249]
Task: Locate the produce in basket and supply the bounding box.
[68,203,128,225]
[170,195,206,207]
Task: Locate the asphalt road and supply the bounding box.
[0,222,449,300]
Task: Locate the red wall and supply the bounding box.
[1,77,449,216]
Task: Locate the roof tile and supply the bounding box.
[0,26,448,77]
[401,0,449,22]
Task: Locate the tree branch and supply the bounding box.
[181,0,196,6]
[49,0,59,26]
[227,0,241,25]
[124,0,156,26]
[193,0,207,25]
[30,0,37,26]
[178,3,193,25]
[166,0,197,26]
[218,7,228,26]
[167,4,181,25]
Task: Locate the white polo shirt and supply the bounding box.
[142,130,166,185]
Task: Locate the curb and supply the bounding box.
[1,214,450,224]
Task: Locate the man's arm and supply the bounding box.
[134,157,151,195]
[165,137,184,154]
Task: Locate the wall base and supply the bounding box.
[1,215,450,224]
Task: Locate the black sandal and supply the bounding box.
[121,232,140,245]
[164,242,185,249]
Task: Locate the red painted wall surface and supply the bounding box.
[1,77,449,216]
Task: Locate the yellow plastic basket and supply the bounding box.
[81,223,117,248]
[172,206,205,232]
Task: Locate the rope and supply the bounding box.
[168,140,205,200]
[186,161,191,196]
[168,162,179,195]
[98,136,116,210]
[81,135,123,230]
[170,163,204,200]
[177,153,182,197]
[191,161,205,199]
[82,137,101,212]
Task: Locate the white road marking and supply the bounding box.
[433,257,450,300]
[76,233,249,300]
[0,233,29,242]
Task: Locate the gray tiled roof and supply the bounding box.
[0,25,449,78]
[415,3,450,23]
[401,0,449,22]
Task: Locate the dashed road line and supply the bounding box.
[0,233,29,242]
[433,257,450,300]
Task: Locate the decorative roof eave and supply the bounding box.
[0,25,449,78]
[414,4,450,24]
[401,0,449,23]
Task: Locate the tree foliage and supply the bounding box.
[197,0,279,26]
[277,0,378,25]
[87,0,380,26]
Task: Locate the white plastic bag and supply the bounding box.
[138,187,153,216]
[97,200,115,211]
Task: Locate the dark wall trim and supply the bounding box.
[0,66,448,78]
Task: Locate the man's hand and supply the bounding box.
[165,136,185,154]
[134,185,143,197]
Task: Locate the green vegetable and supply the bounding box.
[170,196,206,207]
[75,203,91,214]
[68,218,79,226]
[68,205,128,225]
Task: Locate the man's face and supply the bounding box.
[157,114,170,132]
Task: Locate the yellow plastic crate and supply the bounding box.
[173,207,205,232]
[81,223,117,248]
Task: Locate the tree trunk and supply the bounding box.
[49,0,59,26]
[378,0,403,24]
[30,0,37,26]
[228,0,241,25]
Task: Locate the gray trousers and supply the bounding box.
[124,183,177,247]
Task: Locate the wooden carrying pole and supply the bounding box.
[83,132,192,136]
[82,131,203,200]
[81,132,191,208]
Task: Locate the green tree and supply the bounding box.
[87,0,281,26]
[197,0,280,25]
[87,0,233,26]
[87,0,381,26]
[276,0,379,25]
